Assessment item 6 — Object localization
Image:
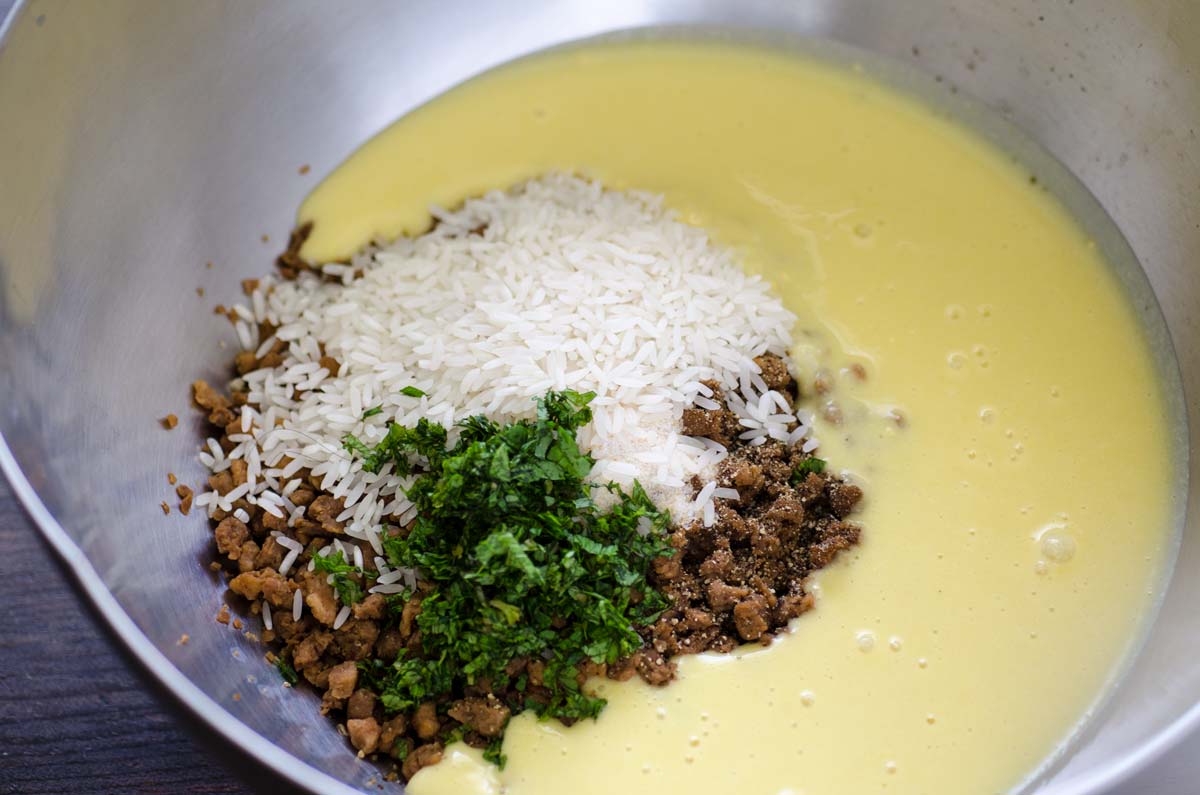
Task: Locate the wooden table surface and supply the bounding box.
[0,478,253,795]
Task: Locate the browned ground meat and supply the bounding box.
[447,697,510,738]
[412,702,440,740]
[347,689,377,720]
[637,366,862,660]
[176,484,194,515]
[348,717,382,755]
[402,743,444,781]
[194,290,862,784]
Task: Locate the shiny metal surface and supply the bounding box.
[0,2,1197,793]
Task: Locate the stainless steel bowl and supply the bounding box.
[1,2,1196,793]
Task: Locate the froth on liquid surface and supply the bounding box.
[298,41,1179,795]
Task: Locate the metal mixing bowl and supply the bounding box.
[1,2,1196,793]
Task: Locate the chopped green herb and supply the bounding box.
[791,456,827,483]
[362,405,384,419]
[357,390,671,730]
[312,548,368,605]
[274,654,298,685]
[483,737,507,768]
[392,737,410,762]
[400,386,426,398]
[342,417,447,475]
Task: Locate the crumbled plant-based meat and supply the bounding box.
[379,716,408,755]
[214,517,248,559]
[754,354,795,395]
[347,689,377,720]
[276,221,315,280]
[403,743,444,780]
[446,697,510,738]
[331,619,379,661]
[348,717,382,755]
[161,413,179,430]
[192,380,229,413]
[639,355,862,659]
[327,660,359,699]
[352,593,386,621]
[301,569,339,625]
[412,702,440,740]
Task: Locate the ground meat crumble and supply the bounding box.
[646,375,862,666]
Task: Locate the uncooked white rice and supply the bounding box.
[198,174,817,547]
[332,605,352,630]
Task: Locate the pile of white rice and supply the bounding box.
[195,174,817,559]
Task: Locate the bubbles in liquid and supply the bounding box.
[979,407,996,423]
[800,690,816,706]
[853,222,873,239]
[856,630,877,652]
[925,713,937,725]
[689,736,701,748]
[947,351,967,369]
[1034,560,1049,575]
[884,761,898,774]
[1041,529,1077,563]
[917,658,929,669]
[978,304,993,317]
[655,706,669,719]
[889,636,903,652]
[945,304,964,320]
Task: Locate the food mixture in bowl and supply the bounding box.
[182,38,1184,795]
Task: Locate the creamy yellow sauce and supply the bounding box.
[298,41,1180,795]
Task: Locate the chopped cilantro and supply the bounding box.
[400,386,426,398]
[355,390,671,731]
[312,548,368,605]
[342,417,447,475]
[274,654,298,685]
[791,456,827,483]
[483,737,507,768]
[362,405,384,419]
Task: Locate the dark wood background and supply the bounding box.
[0,478,253,795]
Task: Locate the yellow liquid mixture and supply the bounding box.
[298,40,1180,795]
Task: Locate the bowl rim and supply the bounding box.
[1,1,1197,793]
